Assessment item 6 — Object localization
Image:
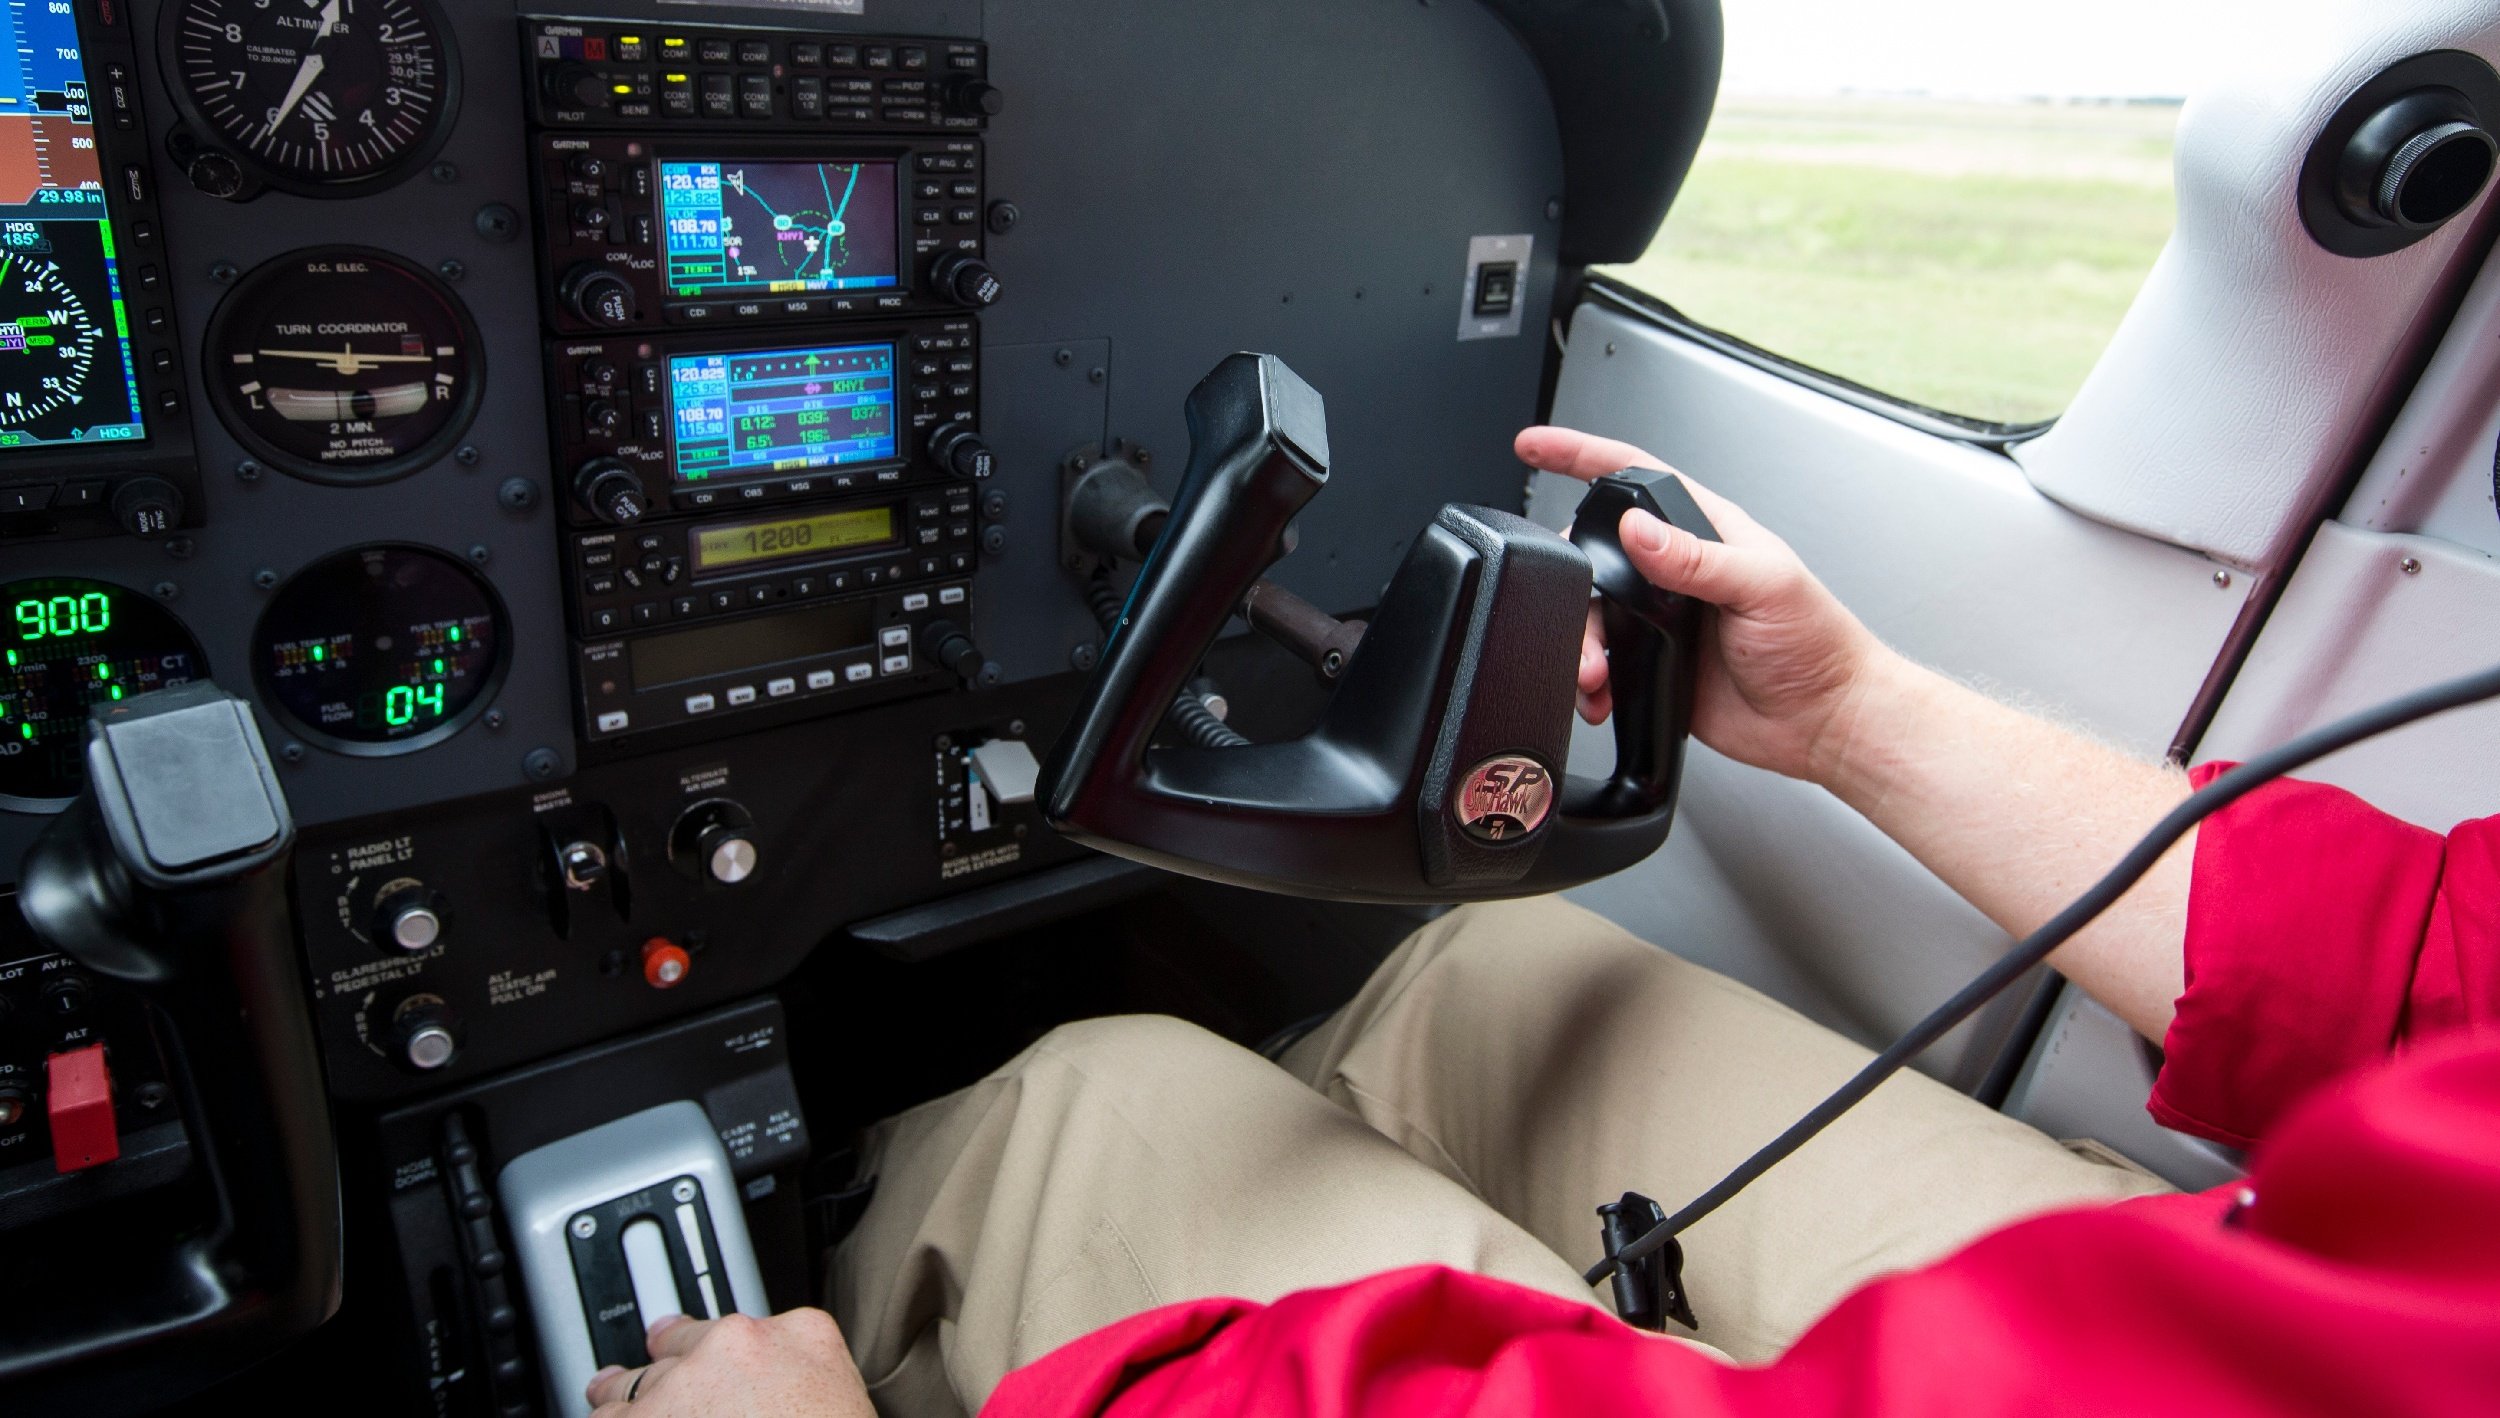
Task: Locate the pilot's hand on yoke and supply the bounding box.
[585,1311,872,1418]
[1517,425,1893,784]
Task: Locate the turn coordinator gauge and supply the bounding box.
[204,248,482,483]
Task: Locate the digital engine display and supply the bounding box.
[693,506,898,573]
[0,2,147,452]
[659,158,901,298]
[669,341,899,483]
[0,577,205,806]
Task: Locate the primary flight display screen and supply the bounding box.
[0,3,145,452]
[659,158,901,298]
[669,341,900,483]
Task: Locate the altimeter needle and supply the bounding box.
[263,0,343,136]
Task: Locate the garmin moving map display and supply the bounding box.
[0,1,144,451]
[660,158,901,298]
[669,341,898,483]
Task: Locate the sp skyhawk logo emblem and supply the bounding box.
[1455,756,1554,843]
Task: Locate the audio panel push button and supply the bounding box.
[45,1043,118,1173]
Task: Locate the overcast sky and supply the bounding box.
[1721,0,2361,99]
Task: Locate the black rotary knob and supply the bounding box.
[371,883,449,954]
[185,149,246,200]
[670,800,758,886]
[2339,89,2500,232]
[948,79,1005,118]
[110,476,184,537]
[930,251,1003,307]
[929,422,993,481]
[388,994,463,1072]
[573,459,651,525]
[547,62,612,112]
[560,263,638,327]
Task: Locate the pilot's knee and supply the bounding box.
[1401,894,1654,982]
[1026,1012,1241,1078]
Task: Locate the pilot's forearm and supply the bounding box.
[1811,653,2192,1042]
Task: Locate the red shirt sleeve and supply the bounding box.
[985,1043,2500,1418]
[2151,764,2500,1148]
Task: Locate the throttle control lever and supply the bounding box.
[1039,353,1715,902]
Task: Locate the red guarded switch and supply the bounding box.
[46,1043,119,1173]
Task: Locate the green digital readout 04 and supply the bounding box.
[692,505,898,573]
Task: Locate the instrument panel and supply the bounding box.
[0,0,1564,1084]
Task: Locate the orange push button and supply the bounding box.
[642,937,692,989]
[46,1043,118,1173]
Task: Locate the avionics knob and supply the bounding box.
[921,619,1002,689]
[670,800,758,886]
[389,995,462,1072]
[583,399,624,439]
[930,251,1003,307]
[947,79,1005,118]
[547,62,612,112]
[573,459,651,526]
[560,263,638,327]
[372,883,449,953]
[928,422,993,481]
[110,477,183,537]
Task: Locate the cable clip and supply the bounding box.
[1597,1191,1698,1332]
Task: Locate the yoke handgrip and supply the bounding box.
[1572,469,1718,819]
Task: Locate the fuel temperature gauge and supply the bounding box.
[206,248,481,483]
[254,546,506,754]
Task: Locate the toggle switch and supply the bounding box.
[46,1042,118,1173]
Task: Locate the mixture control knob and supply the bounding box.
[560,263,638,327]
[670,800,758,886]
[389,995,462,1072]
[927,422,993,481]
[110,477,183,538]
[930,251,1003,307]
[573,459,651,526]
[947,79,1005,118]
[372,883,448,953]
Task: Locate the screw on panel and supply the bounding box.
[2400,556,2423,575]
[279,742,305,764]
[498,478,539,511]
[1547,197,1563,221]
[152,581,178,601]
[432,161,460,185]
[1054,347,1072,366]
[1071,643,1099,671]
[235,459,263,482]
[165,537,194,560]
[253,568,278,590]
[209,261,238,284]
[2212,570,2232,589]
[1088,367,1105,384]
[672,1179,697,1203]
[524,749,561,780]
[986,200,1020,234]
[484,709,506,732]
[467,544,491,565]
[457,444,482,466]
[475,203,521,242]
[438,259,465,282]
[1605,342,1617,356]
[1008,719,1026,736]
[570,1215,597,1240]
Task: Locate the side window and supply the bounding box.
[1594,4,2193,427]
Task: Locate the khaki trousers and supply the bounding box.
[828,898,2167,1417]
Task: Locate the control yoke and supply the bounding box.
[1040,353,1717,902]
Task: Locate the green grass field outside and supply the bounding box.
[1596,96,2181,425]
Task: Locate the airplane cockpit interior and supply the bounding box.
[3,0,2498,1413]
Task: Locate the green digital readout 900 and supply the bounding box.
[0,578,206,807]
